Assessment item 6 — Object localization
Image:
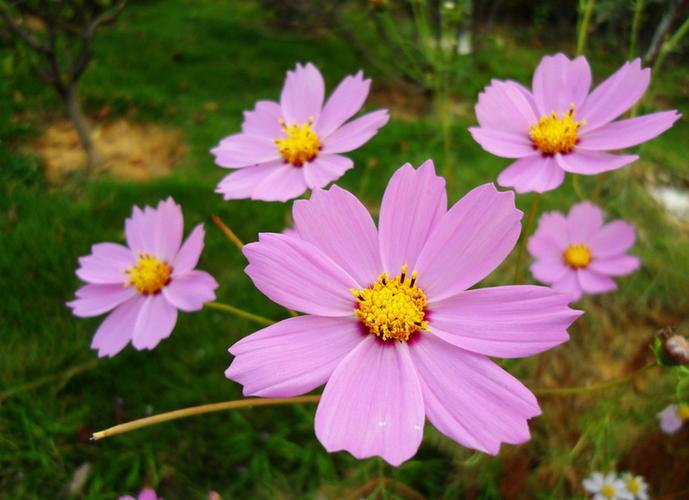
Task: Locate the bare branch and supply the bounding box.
[0,2,51,55]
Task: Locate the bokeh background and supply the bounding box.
[2,0,689,498]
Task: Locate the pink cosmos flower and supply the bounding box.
[226,161,581,465]
[67,198,218,357]
[657,404,688,435]
[212,62,389,202]
[469,54,680,193]
[528,202,640,302]
[119,488,158,500]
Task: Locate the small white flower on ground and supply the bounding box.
[622,473,649,500]
[582,472,633,500]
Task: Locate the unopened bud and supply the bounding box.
[665,334,689,365]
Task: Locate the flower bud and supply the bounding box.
[665,334,689,365]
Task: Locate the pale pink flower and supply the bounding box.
[68,198,218,357]
[226,161,581,465]
[212,62,389,202]
[658,404,688,435]
[528,202,640,301]
[470,54,680,193]
[119,488,158,500]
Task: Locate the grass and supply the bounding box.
[2,0,689,498]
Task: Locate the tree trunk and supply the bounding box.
[64,83,101,175]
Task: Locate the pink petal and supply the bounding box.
[589,220,636,257]
[242,100,283,138]
[138,488,158,500]
[530,259,570,284]
[293,185,382,287]
[429,285,578,358]
[226,315,365,397]
[210,133,280,168]
[532,54,591,115]
[76,243,134,284]
[589,255,640,276]
[527,211,569,258]
[280,62,325,125]
[243,233,358,316]
[315,336,425,466]
[658,405,683,435]
[162,271,218,312]
[577,268,617,295]
[497,155,565,193]
[378,161,447,275]
[567,201,604,242]
[302,154,353,189]
[68,283,136,317]
[316,70,371,137]
[475,79,538,134]
[468,127,536,158]
[154,197,183,261]
[91,297,145,357]
[131,295,178,350]
[173,224,205,276]
[415,184,522,303]
[215,161,287,201]
[551,270,583,301]
[410,334,540,455]
[556,150,638,175]
[125,206,157,254]
[250,164,309,202]
[579,110,680,150]
[321,109,389,154]
[578,59,650,131]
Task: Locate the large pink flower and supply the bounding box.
[469,54,680,193]
[528,202,640,301]
[226,161,581,465]
[211,62,389,202]
[67,198,218,357]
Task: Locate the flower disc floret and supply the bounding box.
[529,104,584,155]
[352,264,428,342]
[127,254,172,294]
[274,120,322,166]
[562,243,592,269]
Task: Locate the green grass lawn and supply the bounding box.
[2,1,689,498]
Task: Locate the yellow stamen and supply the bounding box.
[600,484,616,498]
[274,120,321,166]
[127,253,172,294]
[529,104,585,155]
[677,403,689,420]
[563,243,592,269]
[351,264,428,342]
[626,478,640,494]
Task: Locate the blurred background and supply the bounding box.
[1,0,689,498]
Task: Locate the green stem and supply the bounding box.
[628,0,645,59]
[572,173,587,200]
[204,301,274,326]
[653,15,689,79]
[514,193,541,284]
[576,0,596,55]
[535,362,656,396]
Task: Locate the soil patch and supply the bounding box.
[35,118,187,182]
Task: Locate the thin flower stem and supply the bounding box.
[0,359,98,403]
[628,0,645,59]
[514,193,541,284]
[211,214,244,251]
[534,362,656,397]
[91,395,322,441]
[576,0,596,56]
[572,173,587,200]
[204,301,274,326]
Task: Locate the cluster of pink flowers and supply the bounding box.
[69,53,679,476]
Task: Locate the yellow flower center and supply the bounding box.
[678,404,689,420]
[601,484,616,498]
[626,478,640,494]
[529,104,585,155]
[127,253,172,294]
[274,120,321,166]
[351,264,428,342]
[563,243,592,269]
